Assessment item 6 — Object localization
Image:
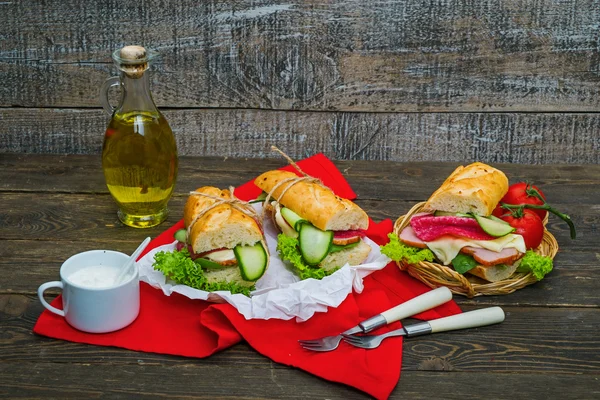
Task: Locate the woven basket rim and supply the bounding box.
[393,202,559,298]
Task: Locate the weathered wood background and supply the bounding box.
[1,0,599,163]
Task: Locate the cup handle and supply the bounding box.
[99,76,121,116]
[37,281,65,317]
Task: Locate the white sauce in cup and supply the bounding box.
[68,265,121,288]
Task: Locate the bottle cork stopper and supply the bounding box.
[118,45,149,79]
[120,45,147,62]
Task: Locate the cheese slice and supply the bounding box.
[205,249,236,263]
[425,234,526,265]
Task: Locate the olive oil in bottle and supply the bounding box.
[100,46,178,228]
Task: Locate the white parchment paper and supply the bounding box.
[137,204,391,321]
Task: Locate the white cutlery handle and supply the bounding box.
[381,287,453,324]
[429,307,505,333]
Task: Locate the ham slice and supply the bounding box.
[399,226,428,249]
[410,214,494,241]
[398,226,524,266]
[462,247,523,266]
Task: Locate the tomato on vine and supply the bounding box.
[496,182,576,240]
[498,209,544,249]
[499,183,547,220]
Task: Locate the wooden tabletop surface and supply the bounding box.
[1,153,598,399]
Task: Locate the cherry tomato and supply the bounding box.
[499,209,544,249]
[499,183,547,220]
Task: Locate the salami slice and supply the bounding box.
[332,229,366,246]
[410,214,494,241]
[333,229,367,239]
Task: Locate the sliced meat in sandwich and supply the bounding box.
[153,186,269,294]
[398,162,526,282]
[254,170,371,279]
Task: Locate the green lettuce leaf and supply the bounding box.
[451,253,478,274]
[380,233,435,264]
[152,249,253,296]
[517,250,553,280]
[329,241,359,253]
[276,234,337,280]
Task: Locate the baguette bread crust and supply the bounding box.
[254,170,368,231]
[467,261,520,282]
[423,162,509,216]
[318,239,372,271]
[204,263,260,288]
[184,187,264,255]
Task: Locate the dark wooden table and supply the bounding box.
[1,154,598,399]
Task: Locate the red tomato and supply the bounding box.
[499,209,544,249]
[500,183,547,220]
[492,204,510,218]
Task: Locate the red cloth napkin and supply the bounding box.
[34,153,461,399]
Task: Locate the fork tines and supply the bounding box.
[341,336,366,346]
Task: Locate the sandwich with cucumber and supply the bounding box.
[254,170,371,280]
[152,186,269,295]
[393,162,527,282]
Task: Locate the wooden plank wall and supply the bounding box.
[1,0,599,163]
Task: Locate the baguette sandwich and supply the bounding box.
[397,162,526,282]
[153,186,269,295]
[254,170,371,279]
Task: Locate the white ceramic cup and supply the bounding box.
[37,250,140,333]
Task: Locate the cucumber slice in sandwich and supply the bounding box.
[233,242,268,281]
[434,210,473,218]
[280,207,308,231]
[174,229,187,243]
[298,223,334,265]
[249,192,268,204]
[274,205,298,238]
[488,215,510,224]
[473,214,515,237]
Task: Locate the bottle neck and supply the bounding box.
[117,71,158,114]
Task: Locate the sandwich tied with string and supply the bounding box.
[254,147,372,279]
[187,186,263,239]
[260,146,326,218]
[151,186,270,295]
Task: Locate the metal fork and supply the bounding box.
[298,287,452,352]
[342,306,505,349]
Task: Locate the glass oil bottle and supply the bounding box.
[100,45,178,228]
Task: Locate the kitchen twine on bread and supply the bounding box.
[260,146,330,219]
[187,186,262,238]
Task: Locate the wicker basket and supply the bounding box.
[394,202,559,298]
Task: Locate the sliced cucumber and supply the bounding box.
[249,192,268,204]
[473,214,515,237]
[275,207,298,238]
[487,215,510,225]
[298,224,333,265]
[433,211,473,218]
[234,242,268,281]
[195,258,227,270]
[280,207,308,231]
[174,229,187,243]
[329,241,360,254]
